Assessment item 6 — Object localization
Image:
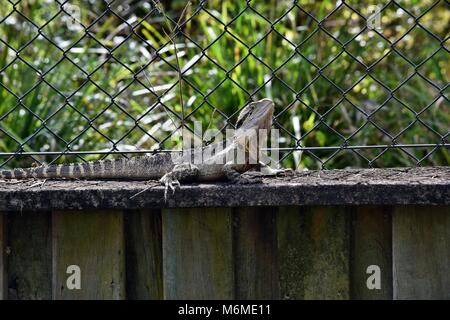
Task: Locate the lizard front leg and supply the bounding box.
[223,164,262,184]
[259,162,294,176]
[160,163,199,200]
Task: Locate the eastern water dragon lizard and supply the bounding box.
[0,98,291,198]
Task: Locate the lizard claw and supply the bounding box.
[260,165,295,177]
[160,173,180,201]
[159,163,198,201]
[236,171,263,184]
[223,164,262,184]
[275,168,295,177]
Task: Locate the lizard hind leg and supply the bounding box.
[160,174,180,200]
[159,163,199,200]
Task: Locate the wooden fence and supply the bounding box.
[0,167,449,300]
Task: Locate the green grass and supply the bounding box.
[0,0,448,169]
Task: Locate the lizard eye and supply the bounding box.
[235,104,254,128]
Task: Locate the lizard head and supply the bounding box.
[235,98,274,133]
[234,98,275,165]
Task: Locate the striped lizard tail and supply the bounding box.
[0,159,124,180]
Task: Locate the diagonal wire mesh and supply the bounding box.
[0,0,448,170]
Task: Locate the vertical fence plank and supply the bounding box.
[52,210,125,300]
[393,206,450,300]
[234,207,279,299]
[162,208,234,299]
[277,206,350,299]
[8,212,52,300]
[125,210,163,300]
[351,206,392,300]
[0,213,6,300]
[276,206,304,300]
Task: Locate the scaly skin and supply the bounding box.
[0,153,174,180]
[0,98,286,195]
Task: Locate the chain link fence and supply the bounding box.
[0,0,448,170]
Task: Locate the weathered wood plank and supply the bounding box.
[234,207,279,299]
[125,210,163,300]
[0,213,6,300]
[162,208,234,299]
[351,206,392,300]
[2,167,449,211]
[8,212,52,300]
[277,206,350,299]
[393,205,450,299]
[52,210,125,300]
[276,206,303,299]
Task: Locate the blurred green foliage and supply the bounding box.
[0,0,448,169]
